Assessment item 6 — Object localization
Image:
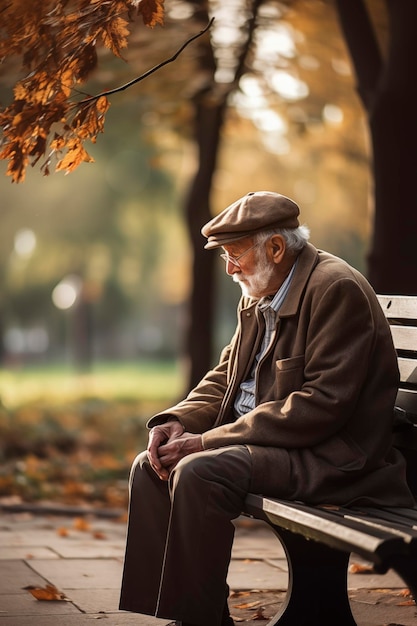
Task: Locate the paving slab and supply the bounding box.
[348,563,406,590]
[228,558,288,591]
[27,558,123,591]
[231,528,285,560]
[0,561,47,594]
[63,588,122,614]
[0,593,80,617]
[52,543,126,559]
[349,588,417,626]
[0,547,59,560]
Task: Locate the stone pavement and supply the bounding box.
[0,505,416,626]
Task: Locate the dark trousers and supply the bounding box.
[119,445,253,626]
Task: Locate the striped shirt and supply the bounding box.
[233,263,296,417]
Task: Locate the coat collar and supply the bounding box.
[279,242,319,317]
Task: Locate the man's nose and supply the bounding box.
[225,259,240,276]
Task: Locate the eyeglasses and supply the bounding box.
[219,241,261,269]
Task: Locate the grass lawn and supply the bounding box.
[0,359,185,407]
[0,360,186,508]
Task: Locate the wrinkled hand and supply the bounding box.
[147,421,203,480]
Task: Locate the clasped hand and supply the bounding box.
[147,420,203,480]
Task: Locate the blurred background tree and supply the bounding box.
[1,0,414,393]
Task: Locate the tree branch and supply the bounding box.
[76,17,215,106]
[232,0,263,86]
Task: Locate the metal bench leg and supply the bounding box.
[388,553,417,605]
[265,527,357,626]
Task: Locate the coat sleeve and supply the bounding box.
[147,296,255,432]
[201,275,398,450]
[147,347,230,433]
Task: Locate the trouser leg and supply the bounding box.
[119,445,252,626]
[119,450,171,614]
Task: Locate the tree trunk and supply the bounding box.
[184,96,226,391]
[336,0,417,294]
[368,0,417,293]
[182,0,263,390]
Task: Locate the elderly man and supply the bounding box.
[119,191,413,626]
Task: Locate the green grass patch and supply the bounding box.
[0,359,185,407]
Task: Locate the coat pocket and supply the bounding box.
[274,355,305,400]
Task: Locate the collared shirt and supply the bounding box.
[233,263,296,416]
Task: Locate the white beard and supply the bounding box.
[232,249,276,298]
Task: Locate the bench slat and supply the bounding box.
[343,514,416,543]
[353,507,417,532]
[378,295,417,319]
[244,495,406,567]
[390,325,417,352]
[396,388,417,413]
[398,357,417,384]
[380,506,417,523]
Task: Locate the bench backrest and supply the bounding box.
[377,295,417,496]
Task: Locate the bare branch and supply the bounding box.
[76,17,215,107]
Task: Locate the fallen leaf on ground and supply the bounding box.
[349,562,373,574]
[398,589,411,597]
[73,517,91,531]
[396,600,415,606]
[24,584,68,601]
[253,606,268,620]
[234,600,261,609]
[93,530,107,540]
[230,591,251,598]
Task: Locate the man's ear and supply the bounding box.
[268,235,286,264]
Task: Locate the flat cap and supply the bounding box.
[201,191,300,249]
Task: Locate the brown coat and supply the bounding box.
[149,243,414,506]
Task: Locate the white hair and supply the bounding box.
[254,224,310,254]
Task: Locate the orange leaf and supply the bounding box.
[56,140,94,173]
[396,599,415,606]
[96,95,110,115]
[73,517,91,532]
[138,0,165,28]
[234,601,261,610]
[50,133,66,152]
[101,16,130,57]
[57,527,69,537]
[398,588,412,597]
[93,531,107,540]
[25,584,67,601]
[13,83,27,100]
[349,562,373,574]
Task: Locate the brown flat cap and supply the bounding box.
[202,191,300,249]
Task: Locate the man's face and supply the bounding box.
[222,239,276,298]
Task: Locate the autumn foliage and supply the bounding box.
[0,397,150,507]
[0,0,165,182]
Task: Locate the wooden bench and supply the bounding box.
[243,294,417,625]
